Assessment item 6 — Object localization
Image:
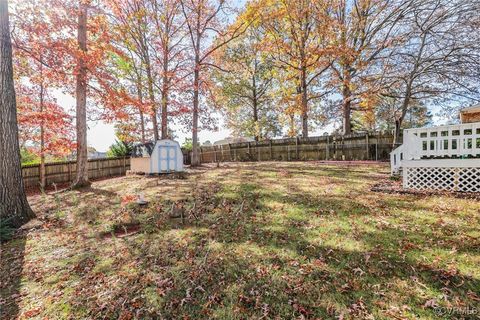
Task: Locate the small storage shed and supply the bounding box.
[131,139,184,174]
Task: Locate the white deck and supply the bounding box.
[391,122,480,192]
[391,122,480,174]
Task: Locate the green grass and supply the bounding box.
[1,162,479,319]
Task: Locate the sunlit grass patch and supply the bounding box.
[2,162,479,319]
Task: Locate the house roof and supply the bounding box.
[460,104,480,114]
[213,136,255,145]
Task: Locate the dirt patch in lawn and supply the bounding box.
[99,222,142,239]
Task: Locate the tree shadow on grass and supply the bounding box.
[107,188,480,319]
[178,182,480,317]
[0,232,27,320]
[51,166,480,319]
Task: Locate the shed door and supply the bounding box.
[158,145,177,172]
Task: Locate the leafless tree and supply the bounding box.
[149,0,189,139]
[180,0,249,166]
[331,0,415,135]
[380,0,480,143]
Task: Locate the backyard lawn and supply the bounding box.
[1,162,479,319]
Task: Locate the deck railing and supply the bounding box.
[390,145,404,174]
[404,122,480,158]
[391,122,480,174]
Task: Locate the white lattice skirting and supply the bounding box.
[403,160,480,192]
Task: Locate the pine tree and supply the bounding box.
[0,0,35,228]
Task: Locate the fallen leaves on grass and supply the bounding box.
[2,162,479,319]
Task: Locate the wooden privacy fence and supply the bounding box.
[194,132,399,164]
[23,133,396,188]
[22,157,131,188]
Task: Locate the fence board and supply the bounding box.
[22,157,131,188]
[24,133,397,188]
[191,132,399,164]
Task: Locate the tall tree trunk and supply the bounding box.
[252,102,259,142]
[191,50,200,166]
[136,76,146,143]
[40,124,45,189]
[161,55,169,139]
[39,65,46,189]
[288,114,296,137]
[0,0,35,227]
[145,57,159,141]
[72,1,90,188]
[394,119,402,145]
[301,66,308,138]
[252,75,259,142]
[394,91,411,145]
[339,12,352,136]
[139,110,146,143]
[342,69,352,135]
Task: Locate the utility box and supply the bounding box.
[131,139,184,174]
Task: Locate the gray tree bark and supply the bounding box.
[72,1,90,188]
[191,46,200,166]
[145,56,159,141]
[161,56,169,140]
[252,74,259,142]
[301,65,308,137]
[136,76,146,144]
[0,0,35,227]
[342,75,352,135]
[39,70,46,189]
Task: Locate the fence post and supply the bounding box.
[318,140,321,160]
[68,161,72,182]
[257,142,260,161]
[295,137,299,160]
[97,159,101,179]
[365,133,370,160]
[326,136,329,160]
[123,157,126,174]
[270,140,273,160]
[213,146,217,163]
